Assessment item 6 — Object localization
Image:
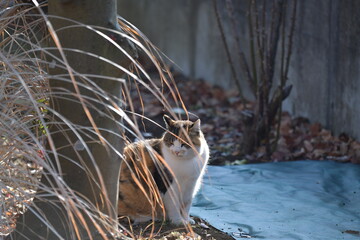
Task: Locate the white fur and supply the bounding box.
[161,137,209,224]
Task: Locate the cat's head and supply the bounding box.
[162,115,202,159]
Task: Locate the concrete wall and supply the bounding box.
[118,0,360,140]
[285,0,360,139]
[118,0,242,90]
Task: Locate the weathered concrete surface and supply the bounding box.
[118,0,360,140]
[117,0,242,90]
[330,0,360,138]
[286,0,360,139]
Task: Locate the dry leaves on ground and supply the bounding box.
[127,69,360,165]
[0,141,41,236]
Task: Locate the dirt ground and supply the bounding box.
[119,216,235,240]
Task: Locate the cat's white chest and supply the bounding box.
[160,136,209,223]
[161,144,206,179]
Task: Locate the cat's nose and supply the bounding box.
[174,151,181,156]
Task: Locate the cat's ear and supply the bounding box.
[191,119,201,132]
[163,114,174,128]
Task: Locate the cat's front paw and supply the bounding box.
[170,217,195,225]
[132,215,153,224]
[169,218,184,225]
[187,217,196,225]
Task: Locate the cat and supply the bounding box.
[118,114,209,225]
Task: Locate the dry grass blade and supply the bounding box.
[0,1,193,239]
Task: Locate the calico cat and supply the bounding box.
[118,115,209,224]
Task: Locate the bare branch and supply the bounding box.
[225,0,254,95]
[212,0,245,101]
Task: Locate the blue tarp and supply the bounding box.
[192,161,360,240]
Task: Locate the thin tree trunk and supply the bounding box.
[11,1,135,239]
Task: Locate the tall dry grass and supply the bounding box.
[1,1,188,239]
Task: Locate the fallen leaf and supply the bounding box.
[303,140,313,152]
[199,222,210,229]
[309,122,322,136]
[313,149,326,159]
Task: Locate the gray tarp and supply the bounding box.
[192,161,360,240]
